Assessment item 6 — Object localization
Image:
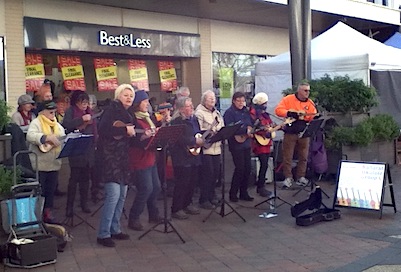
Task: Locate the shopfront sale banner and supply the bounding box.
[25,53,45,92]
[128,60,149,91]
[158,61,177,92]
[219,68,234,98]
[58,55,86,91]
[94,58,118,91]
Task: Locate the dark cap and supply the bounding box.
[17,94,35,106]
[43,79,51,84]
[38,100,57,112]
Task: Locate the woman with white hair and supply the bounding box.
[195,90,224,209]
[96,84,136,247]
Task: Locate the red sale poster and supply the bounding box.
[128,60,149,91]
[157,61,177,92]
[25,54,45,92]
[57,55,86,91]
[94,58,118,91]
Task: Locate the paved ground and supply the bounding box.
[2,157,401,272]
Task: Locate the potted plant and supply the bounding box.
[325,114,400,163]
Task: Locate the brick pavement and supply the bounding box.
[2,161,401,272]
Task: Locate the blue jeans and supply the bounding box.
[129,164,161,221]
[97,182,127,239]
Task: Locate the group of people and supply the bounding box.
[13,80,317,248]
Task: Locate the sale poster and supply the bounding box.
[58,55,86,91]
[158,61,177,92]
[25,53,45,92]
[128,60,149,91]
[94,58,118,91]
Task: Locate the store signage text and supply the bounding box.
[99,30,151,49]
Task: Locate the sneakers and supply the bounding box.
[256,187,272,197]
[296,177,309,186]
[128,220,144,231]
[184,205,200,215]
[97,237,115,247]
[111,232,130,240]
[200,202,216,210]
[282,178,294,189]
[172,210,189,220]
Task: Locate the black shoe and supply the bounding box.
[257,187,271,198]
[239,194,254,201]
[97,237,115,247]
[229,196,239,202]
[111,232,130,240]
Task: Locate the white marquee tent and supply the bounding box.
[255,21,401,125]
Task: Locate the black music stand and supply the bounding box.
[138,125,186,243]
[254,140,292,214]
[202,123,246,223]
[60,135,96,230]
[292,118,330,198]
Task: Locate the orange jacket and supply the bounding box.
[275,94,317,122]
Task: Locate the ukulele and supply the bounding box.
[112,120,150,140]
[39,135,68,153]
[234,126,253,143]
[338,188,347,206]
[191,118,220,154]
[345,188,351,206]
[369,189,376,209]
[351,188,359,207]
[77,110,104,131]
[253,118,296,146]
[375,192,381,210]
[357,190,364,208]
[288,109,320,120]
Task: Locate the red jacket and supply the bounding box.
[128,119,156,170]
[249,107,273,155]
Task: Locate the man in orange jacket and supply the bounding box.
[275,81,317,188]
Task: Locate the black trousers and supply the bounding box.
[199,154,220,204]
[257,153,270,188]
[39,171,59,209]
[171,165,199,213]
[229,148,251,197]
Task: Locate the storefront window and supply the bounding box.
[0,37,5,100]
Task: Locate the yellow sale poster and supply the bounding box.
[128,60,149,91]
[94,58,118,91]
[58,55,86,91]
[157,61,177,92]
[25,54,45,92]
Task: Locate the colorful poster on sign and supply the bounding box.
[25,54,45,92]
[58,55,86,91]
[219,68,234,98]
[94,58,118,91]
[158,61,177,92]
[128,60,149,91]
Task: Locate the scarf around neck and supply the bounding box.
[135,111,155,129]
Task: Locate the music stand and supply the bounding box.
[254,141,292,213]
[60,135,96,230]
[292,118,330,197]
[138,125,186,243]
[202,123,247,223]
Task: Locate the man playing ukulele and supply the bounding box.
[275,81,317,189]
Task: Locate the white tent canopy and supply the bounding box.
[255,21,401,117]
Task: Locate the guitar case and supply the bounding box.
[291,187,341,226]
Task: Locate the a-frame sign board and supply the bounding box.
[333,160,396,219]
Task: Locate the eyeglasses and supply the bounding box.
[48,111,56,115]
[303,89,310,92]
